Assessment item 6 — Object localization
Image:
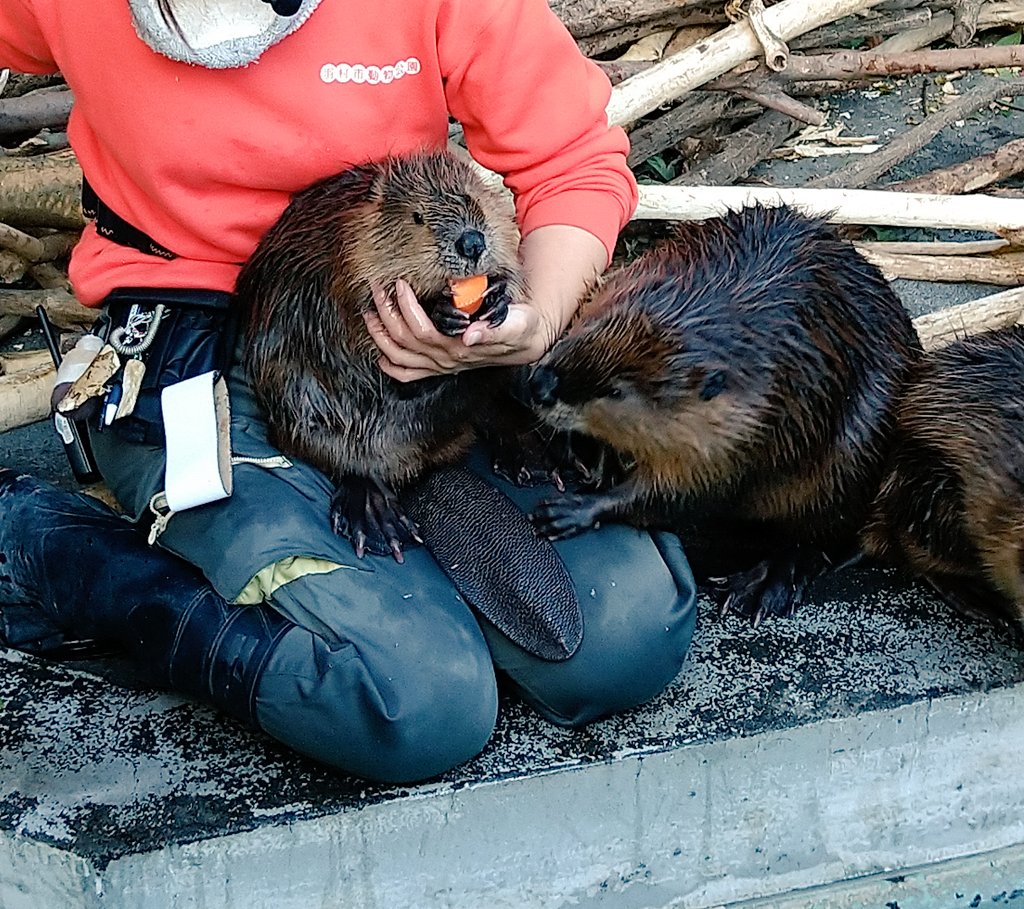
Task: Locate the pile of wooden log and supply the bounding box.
[3,0,1024,433]
[0,70,89,357]
[589,0,1024,303]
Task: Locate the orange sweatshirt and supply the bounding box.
[0,0,638,307]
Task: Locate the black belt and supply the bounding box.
[82,178,178,261]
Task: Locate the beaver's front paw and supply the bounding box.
[429,302,471,338]
[330,475,423,563]
[475,278,510,328]
[529,494,605,541]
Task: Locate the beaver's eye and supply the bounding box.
[605,386,623,400]
[412,212,425,225]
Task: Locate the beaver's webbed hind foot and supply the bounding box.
[923,574,1024,639]
[709,558,807,626]
[709,546,840,626]
[329,475,423,563]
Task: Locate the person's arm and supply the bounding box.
[364,0,637,380]
[0,0,59,73]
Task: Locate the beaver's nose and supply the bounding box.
[455,229,487,262]
[529,366,560,407]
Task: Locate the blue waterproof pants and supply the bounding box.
[88,341,697,783]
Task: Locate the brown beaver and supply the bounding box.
[237,149,527,561]
[862,325,1024,634]
[528,203,923,623]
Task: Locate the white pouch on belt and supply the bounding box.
[161,370,233,511]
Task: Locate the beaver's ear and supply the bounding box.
[698,368,728,401]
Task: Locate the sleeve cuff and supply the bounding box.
[519,188,637,266]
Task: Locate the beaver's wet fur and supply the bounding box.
[529,204,923,622]
[862,325,1024,634]
[238,149,526,560]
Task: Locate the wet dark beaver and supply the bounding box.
[238,149,527,560]
[528,203,923,622]
[862,325,1024,634]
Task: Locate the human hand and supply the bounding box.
[363,279,557,382]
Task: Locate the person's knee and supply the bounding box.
[356,657,499,782]
[545,608,694,728]
[255,624,498,783]
[523,530,698,728]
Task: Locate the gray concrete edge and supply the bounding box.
[5,682,1021,909]
[1,836,103,909]
[714,841,1024,909]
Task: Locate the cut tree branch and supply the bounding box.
[0,88,73,138]
[950,0,985,45]
[0,223,78,263]
[626,93,742,166]
[740,0,791,72]
[0,349,52,377]
[790,7,933,48]
[724,81,825,124]
[874,0,1024,53]
[551,0,714,39]
[782,44,1024,80]
[0,222,46,261]
[703,45,1024,98]
[0,250,28,284]
[6,130,71,157]
[0,287,97,329]
[0,360,53,434]
[29,261,71,291]
[915,285,1024,349]
[857,249,1024,284]
[579,10,727,56]
[632,184,1024,234]
[855,238,1011,255]
[607,0,888,125]
[0,151,84,229]
[673,109,802,184]
[885,137,1024,194]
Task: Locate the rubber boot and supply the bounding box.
[0,468,292,727]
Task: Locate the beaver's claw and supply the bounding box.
[569,437,630,492]
[492,454,566,490]
[430,303,471,338]
[706,558,808,626]
[489,425,573,491]
[474,278,510,328]
[329,475,423,563]
[707,546,840,625]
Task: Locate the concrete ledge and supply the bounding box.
[4,565,1024,908]
[726,842,1024,909]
